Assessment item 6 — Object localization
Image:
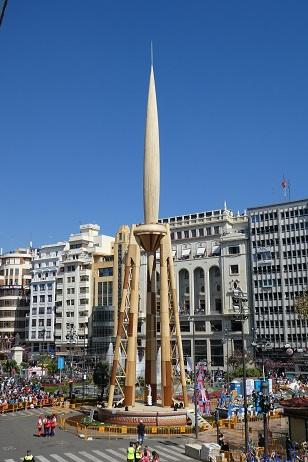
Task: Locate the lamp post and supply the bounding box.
[251,338,270,381]
[232,288,250,458]
[223,327,230,389]
[66,323,76,400]
[82,323,86,400]
[189,316,199,439]
[259,381,270,459]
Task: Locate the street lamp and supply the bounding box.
[232,287,250,458]
[259,381,270,459]
[66,323,77,399]
[222,327,230,389]
[187,315,199,439]
[251,338,271,380]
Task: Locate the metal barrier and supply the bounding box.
[62,416,194,439]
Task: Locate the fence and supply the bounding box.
[61,416,194,439]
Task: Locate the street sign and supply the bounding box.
[57,356,65,370]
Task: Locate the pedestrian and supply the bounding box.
[42,415,48,437]
[36,415,43,437]
[218,432,224,447]
[23,449,35,461]
[137,419,145,445]
[135,442,142,462]
[140,448,151,462]
[152,450,160,462]
[127,442,135,462]
[50,414,57,437]
[286,436,292,461]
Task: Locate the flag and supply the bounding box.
[281,176,288,197]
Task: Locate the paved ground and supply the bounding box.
[0,409,289,461]
[0,411,192,462]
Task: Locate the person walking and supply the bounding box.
[50,414,57,437]
[137,419,145,445]
[152,451,160,462]
[23,449,35,461]
[140,448,151,462]
[135,442,142,462]
[127,442,135,462]
[36,415,43,437]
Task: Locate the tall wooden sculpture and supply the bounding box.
[108,65,188,408]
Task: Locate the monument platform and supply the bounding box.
[97,401,189,427]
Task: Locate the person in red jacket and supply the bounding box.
[50,414,57,437]
[44,415,51,437]
[36,415,43,437]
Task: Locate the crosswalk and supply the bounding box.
[4,443,191,462]
[0,407,73,418]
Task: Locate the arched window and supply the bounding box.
[179,269,190,314]
[209,266,222,313]
[194,267,205,314]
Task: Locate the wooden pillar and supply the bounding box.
[159,234,173,407]
[166,226,189,407]
[124,229,140,407]
[145,253,157,403]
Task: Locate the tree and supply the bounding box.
[93,361,110,398]
[2,359,19,376]
[295,291,308,318]
[227,350,253,370]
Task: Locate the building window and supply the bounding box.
[40,295,45,303]
[210,340,224,366]
[32,319,36,327]
[31,331,36,339]
[39,307,45,314]
[33,296,37,303]
[199,228,204,237]
[214,226,220,235]
[229,246,240,255]
[47,319,51,327]
[80,275,89,282]
[98,267,113,277]
[48,295,52,302]
[230,265,239,275]
[39,319,44,327]
[47,306,52,314]
[210,320,222,332]
[206,227,212,236]
[98,281,113,306]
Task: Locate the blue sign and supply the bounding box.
[57,357,64,370]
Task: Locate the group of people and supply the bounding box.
[36,414,57,437]
[127,442,160,462]
[0,377,57,410]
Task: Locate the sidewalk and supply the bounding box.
[186,417,289,450]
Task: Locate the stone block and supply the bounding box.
[185,443,202,460]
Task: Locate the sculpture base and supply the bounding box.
[97,402,188,427]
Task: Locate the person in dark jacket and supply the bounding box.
[137,419,145,444]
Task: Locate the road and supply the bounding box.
[0,410,192,462]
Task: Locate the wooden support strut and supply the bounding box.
[166,225,189,407]
[108,227,138,408]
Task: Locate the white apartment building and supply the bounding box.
[54,224,114,354]
[28,242,67,353]
[0,248,33,344]
[248,199,308,356]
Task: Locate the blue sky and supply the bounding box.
[0,1,307,250]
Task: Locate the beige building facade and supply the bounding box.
[0,248,33,345]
